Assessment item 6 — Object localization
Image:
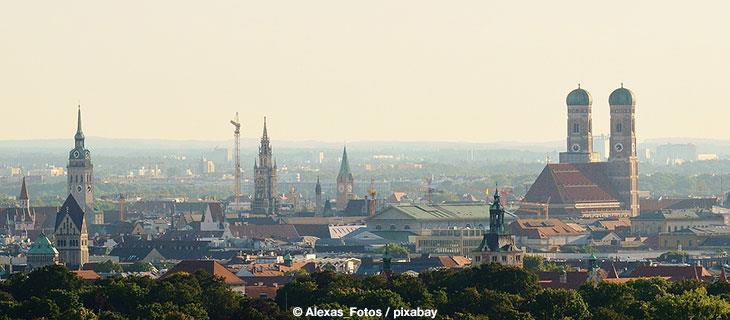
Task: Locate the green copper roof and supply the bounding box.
[609,86,635,106]
[27,232,59,255]
[566,87,592,106]
[338,146,352,178]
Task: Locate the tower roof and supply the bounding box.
[315,176,322,194]
[338,146,352,178]
[55,194,86,231]
[609,85,635,106]
[19,176,29,200]
[75,106,85,141]
[262,116,269,141]
[566,86,592,106]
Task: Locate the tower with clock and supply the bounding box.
[608,84,640,216]
[336,146,354,211]
[559,85,599,163]
[67,107,98,224]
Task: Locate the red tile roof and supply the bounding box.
[162,260,244,286]
[73,270,101,281]
[510,219,585,239]
[523,163,620,205]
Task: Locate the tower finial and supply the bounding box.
[578,83,580,89]
[262,116,268,139]
[621,82,624,88]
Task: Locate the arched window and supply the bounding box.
[573,123,580,133]
[616,123,623,133]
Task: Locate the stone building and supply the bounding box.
[631,209,725,236]
[67,107,102,224]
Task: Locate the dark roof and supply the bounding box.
[229,224,300,240]
[55,194,86,231]
[629,265,711,281]
[19,177,29,200]
[342,199,370,216]
[639,198,718,213]
[566,87,592,106]
[523,163,619,205]
[108,247,158,262]
[537,271,590,289]
[293,224,332,239]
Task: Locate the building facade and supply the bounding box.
[26,232,59,270]
[54,195,89,269]
[252,118,278,215]
[336,146,354,211]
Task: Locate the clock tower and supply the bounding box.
[67,107,97,224]
[608,85,639,216]
[559,85,599,163]
[336,146,354,211]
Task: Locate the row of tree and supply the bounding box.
[3,263,730,319]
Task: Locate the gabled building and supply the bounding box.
[54,194,89,269]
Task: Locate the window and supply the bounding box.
[573,123,580,133]
[390,225,396,230]
[616,123,623,132]
[376,225,381,230]
[501,256,507,262]
[404,225,411,230]
[492,256,497,262]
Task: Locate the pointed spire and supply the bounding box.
[338,146,351,178]
[262,116,268,140]
[74,106,85,144]
[19,176,29,200]
[315,176,322,194]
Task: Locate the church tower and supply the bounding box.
[54,194,89,269]
[315,176,323,215]
[608,84,640,216]
[474,189,523,267]
[67,107,99,224]
[559,85,599,163]
[336,146,354,211]
[252,117,278,215]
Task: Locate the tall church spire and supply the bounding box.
[74,106,85,149]
[339,146,351,178]
[262,116,268,141]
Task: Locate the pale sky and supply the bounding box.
[1,1,729,143]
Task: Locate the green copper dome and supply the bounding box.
[609,86,635,106]
[27,232,59,255]
[566,87,592,106]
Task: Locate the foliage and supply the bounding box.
[5,263,730,319]
[374,243,410,258]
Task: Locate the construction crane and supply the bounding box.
[230,112,241,210]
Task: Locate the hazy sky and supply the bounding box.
[1,1,729,143]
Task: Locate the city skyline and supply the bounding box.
[2,1,730,142]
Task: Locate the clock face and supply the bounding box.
[73,150,80,158]
[87,185,92,192]
[346,185,353,192]
[571,144,581,152]
[84,150,90,159]
[77,185,83,192]
[614,143,624,152]
[338,185,345,192]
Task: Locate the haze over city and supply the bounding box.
[2,1,730,142]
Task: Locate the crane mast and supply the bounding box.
[230,112,241,209]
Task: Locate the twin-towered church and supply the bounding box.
[520,85,640,218]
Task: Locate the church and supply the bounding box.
[519,85,640,218]
[252,117,279,215]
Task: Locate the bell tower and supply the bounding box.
[608,84,639,216]
[560,85,599,163]
[67,107,97,223]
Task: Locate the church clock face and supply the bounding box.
[347,185,353,192]
[85,150,90,159]
[571,144,581,152]
[614,143,624,152]
[77,185,83,192]
[87,185,92,192]
[73,150,80,158]
[338,185,345,192]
